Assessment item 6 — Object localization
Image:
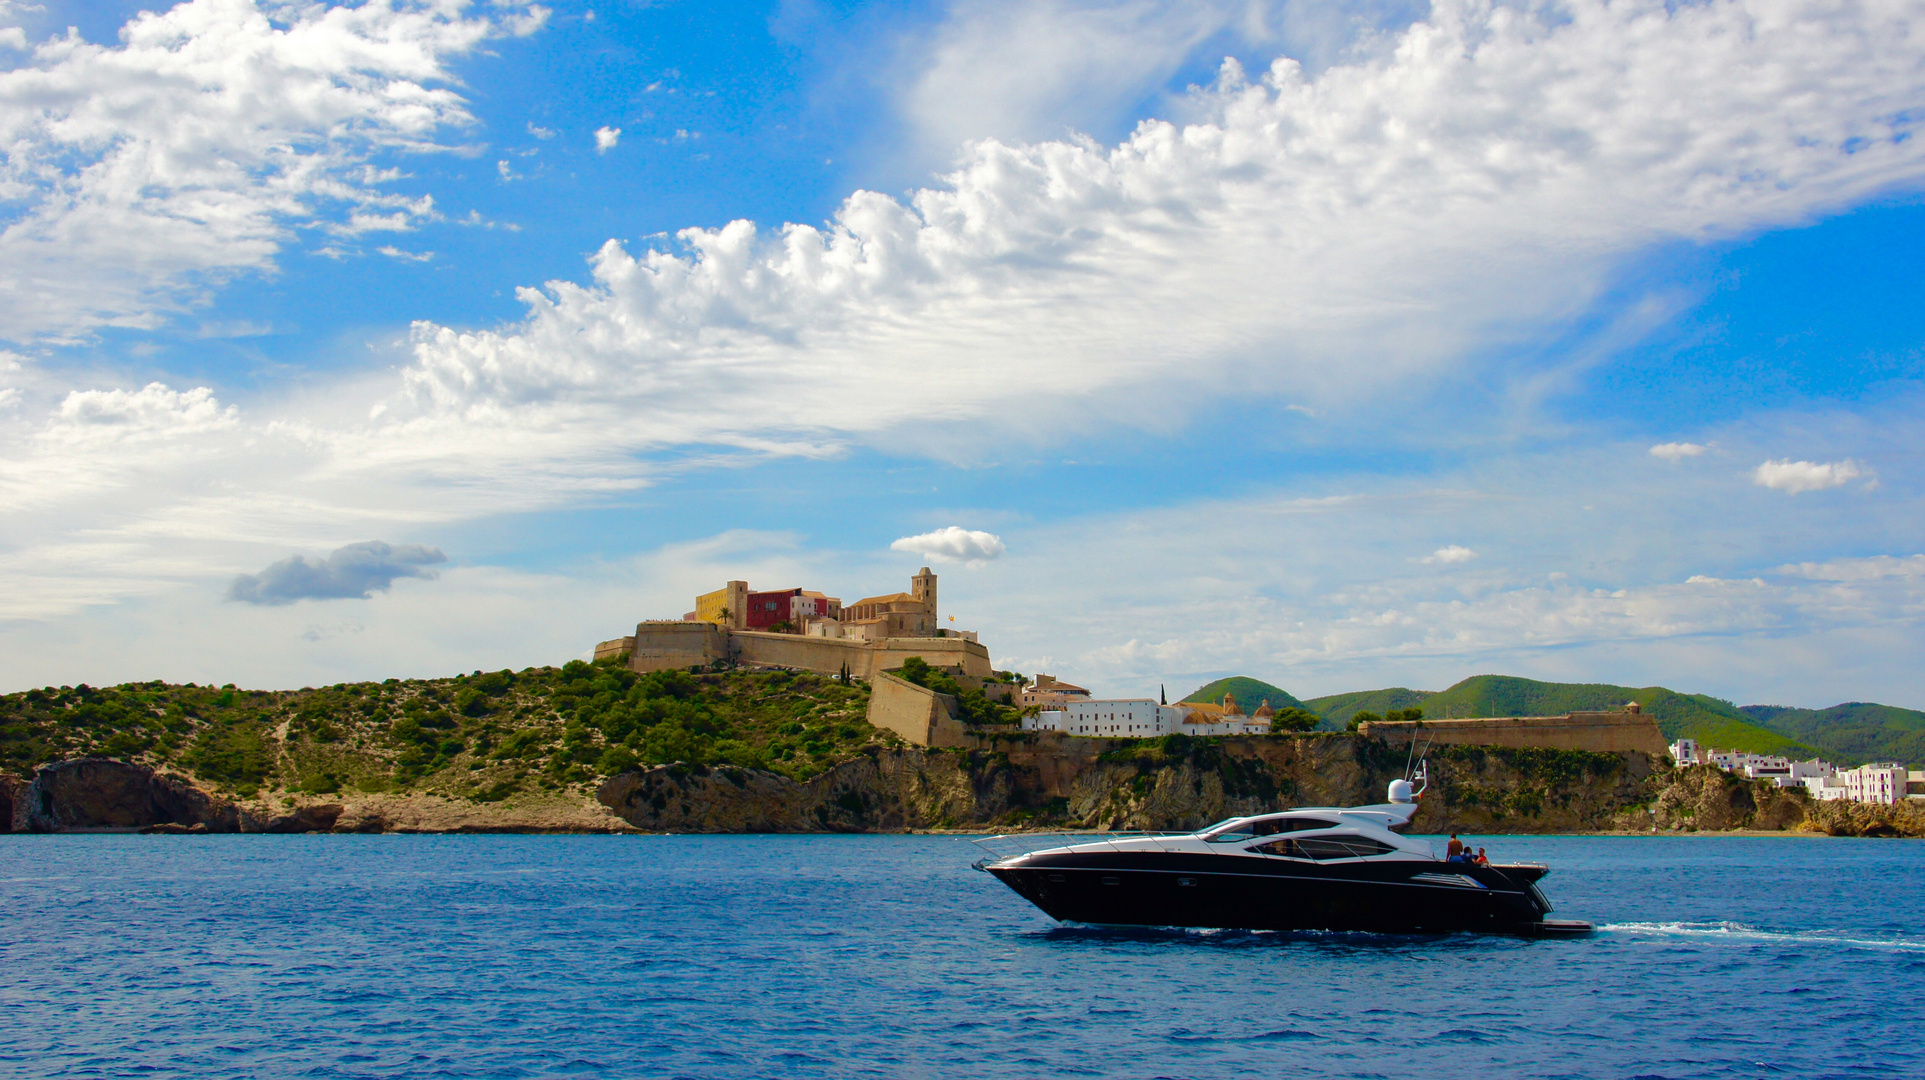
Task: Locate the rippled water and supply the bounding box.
[2,834,1921,1079]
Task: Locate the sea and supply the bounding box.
[2,834,1921,1080]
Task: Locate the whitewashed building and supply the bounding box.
[1669,739,1702,765]
[1024,699,1273,738]
[1840,763,1910,805]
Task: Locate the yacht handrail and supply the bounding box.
[969,829,1189,869]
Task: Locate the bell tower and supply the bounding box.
[911,566,937,632]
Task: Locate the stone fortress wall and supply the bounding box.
[622,622,991,680]
[1358,706,1669,759]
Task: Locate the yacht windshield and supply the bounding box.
[1200,816,1338,842]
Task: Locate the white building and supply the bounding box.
[1023,699,1273,738]
[1840,763,1910,805]
[1669,739,1702,765]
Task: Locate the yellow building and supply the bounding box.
[692,580,748,629]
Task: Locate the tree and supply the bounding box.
[1269,707,1319,733]
[1347,710,1383,732]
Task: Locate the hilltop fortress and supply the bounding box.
[595,568,993,681]
[594,572,1667,758]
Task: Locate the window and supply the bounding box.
[1250,835,1397,860]
[1201,816,1336,842]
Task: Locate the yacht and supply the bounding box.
[973,771,1591,936]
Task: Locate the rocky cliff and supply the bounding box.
[596,734,1669,834]
[10,736,1914,838]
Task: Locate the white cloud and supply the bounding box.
[1650,442,1708,461]
[0,0,539,341]
[6,0,1925,673]
[1752,458,1870,493]
[397,0,1925,472]
[893,1,1274,163]
[890,526,1007,565]
[528,122,554,139]
[595,125,621,152]
[43,383,237,443]
[377,246,435,263]
[1420,545,1477,565]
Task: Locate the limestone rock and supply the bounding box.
[1,772,24,833]
[1651,764,1808,832]
[20,758,243,833]
[1802,798,1925,837]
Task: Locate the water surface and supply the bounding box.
[2,834,1920,1079]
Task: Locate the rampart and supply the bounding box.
[865,672,974,748]
[626,621,992,680]
[1358,709,1668,758]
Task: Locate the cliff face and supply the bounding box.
[1650,764,1809,832]
[13,738,1911,837]
[1802,797,1925,837]
[596,734,1667,834]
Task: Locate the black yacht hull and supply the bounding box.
[987,851,1566,934]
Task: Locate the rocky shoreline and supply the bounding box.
[5,740,1918,837]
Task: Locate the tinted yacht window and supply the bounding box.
[1202,816,1338,842]
[1251,835,1397,860]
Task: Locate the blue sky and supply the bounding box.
[2,0,1923,708]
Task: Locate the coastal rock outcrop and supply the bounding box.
[1650,763,1807,831]
[1801,797,1925,837]
[19,758,245,833]
[598,735,1667,834]
[1,772,23,833]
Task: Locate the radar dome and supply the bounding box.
[1387,778,1414,804]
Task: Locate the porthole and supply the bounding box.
[1047,873,1066,883]
[1102,875,1121,886]
[1177,877,1197,887]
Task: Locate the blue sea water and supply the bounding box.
[2,834,1921,1080]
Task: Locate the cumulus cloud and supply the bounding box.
[227,541,448,606]
[595,125,621,152]
[1752,458,1870,493]
[400,0,1925,466]
[1650,442,1708,461]
[1419,545,1478,565]
[42,383,238,443]
[0,0,543,341]
[8,0,1925,634]
[891,527,1007,565]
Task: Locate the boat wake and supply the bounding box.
[1602,920,1925,953]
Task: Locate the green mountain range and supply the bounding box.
[1741,703,1925,767]
[1180,677,1306,713]
[1199,673,1923,765]
[1303,688,1432,728]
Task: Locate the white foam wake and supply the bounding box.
[1603,921,1925,953]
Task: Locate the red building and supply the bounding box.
[744,588,803,630]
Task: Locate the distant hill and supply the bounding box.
[1417,675,1816,757]
[1305,688,1432,727]
[1741,703,1925,767]
[1180,677,1306,714]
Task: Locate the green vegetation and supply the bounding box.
[1180,677,1307,714]
[1344,707,1425,732]
[1741,703,1925,767]
[1435,744,1629,819]
[0,659,883,800]
[1416,675,1816,757]
[891,657,1023,726]
[1305,688,1431,729]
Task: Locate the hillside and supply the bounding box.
[1305,688,1433,728]
[0,660,879,804]
[1181,677,1306,713]
[1418,675,1816,757]
[1741,703,1925,767]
